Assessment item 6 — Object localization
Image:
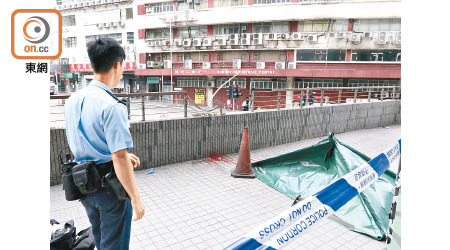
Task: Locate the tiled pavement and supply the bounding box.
[50,125,400,250]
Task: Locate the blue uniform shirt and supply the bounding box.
[64,80,133,164]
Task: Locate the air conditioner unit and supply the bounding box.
[290,32,302,40]
[119,21,125,26]
[230,34,239,40]
[96,23,103,29]
[202,62,211,69]
[107,0,113,3]
[57,5,63,10]
[268,33,275,40]
[275,62,285,69]
[111,22,118,27]
[329,32,335,38]
[183,39,191,47]
[164,60,172,69]
[103,22,110,28]
[79,3,84,7]
[287,62,296,69]
[350,33,362,42]
[193,38,202,47]
[162,40,170,46]
[73,4,78,8]
[206,81,215,87]
[307,34,318,43]
[203,38,212,46]
[184,60,192,69]
[230,38,239,46]
[217,37,227,46]
[174,39,183,47]
[124,44,133,53]
[364,32,371,38]
[86,1,92,7]
[253,38,263,45]
[241,37,251,45]
[62,4,68,9]
[336,32,346,39]
[233,59,241,69]
[375,31,387,45]
[278,33,290,40]
[241,33,250,39]
[155,40,162,46]
[146,7,153,14]
[387,32,396,44]
[147,61,155,68]
[396,32,401,45]
[256,62,265,69]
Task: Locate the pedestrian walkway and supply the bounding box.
[50,125,400,250]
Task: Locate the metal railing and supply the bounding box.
[248,86,401,111]
[50,91,188,128]
[50,86,400,127]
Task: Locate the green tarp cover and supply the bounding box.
[253,134,396,240]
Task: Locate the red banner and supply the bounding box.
[69,62,135,72]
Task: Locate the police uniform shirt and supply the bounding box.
[64,80,133,164]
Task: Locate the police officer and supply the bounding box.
[64,38,145,250]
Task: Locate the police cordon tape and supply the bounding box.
[223,139,401,250]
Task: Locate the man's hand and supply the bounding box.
[131,197,145,221]
[128,153,140,168]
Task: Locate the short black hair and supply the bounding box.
[87,37,125,73]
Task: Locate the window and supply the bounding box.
[126,8,133,20]
[253,23,272,33]
[351,50,401,62]
[145,29,170,39]
[253,52,260,60]
[197,0,209,9]
[254,0,290,4]
[296,50,346,62]
[176,0,194,11]
[294,78,343,89]
[217,52,223,61]
[348,79,400,91]
[63,37,77,48]
[127,32,134,44]
[216,77,247,88]
[300,20,332,33]
[146,2,174,14]
[213,0,248,7]
[177,77,207,87]
[253,22,289,33]
[177,26,208,38]
[86,33,122,45]
[333,19,348,32]
[353,19,401,32]
[62,15,76,27]
[250,78,287,89]
[214,24,246,35]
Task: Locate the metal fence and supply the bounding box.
[50,86,400,128]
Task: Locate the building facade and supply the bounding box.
[55,0,401,108]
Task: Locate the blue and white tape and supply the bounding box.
[224,139,401,250]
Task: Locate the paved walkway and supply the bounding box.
[50,125,400,250]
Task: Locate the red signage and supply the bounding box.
[69,62,135,72]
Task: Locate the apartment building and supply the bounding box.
[54,0,401,107]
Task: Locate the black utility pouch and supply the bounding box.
[104,171,129,200]
[72,162,101,194]
[62,161,82,201]
[59,150,83,201]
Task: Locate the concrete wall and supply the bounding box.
[50,100,400,185]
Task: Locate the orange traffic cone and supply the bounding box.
[231,126,256,178]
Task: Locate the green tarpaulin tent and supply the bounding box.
[253,134,396,240]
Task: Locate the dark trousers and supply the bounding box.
[81,186,132,250]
